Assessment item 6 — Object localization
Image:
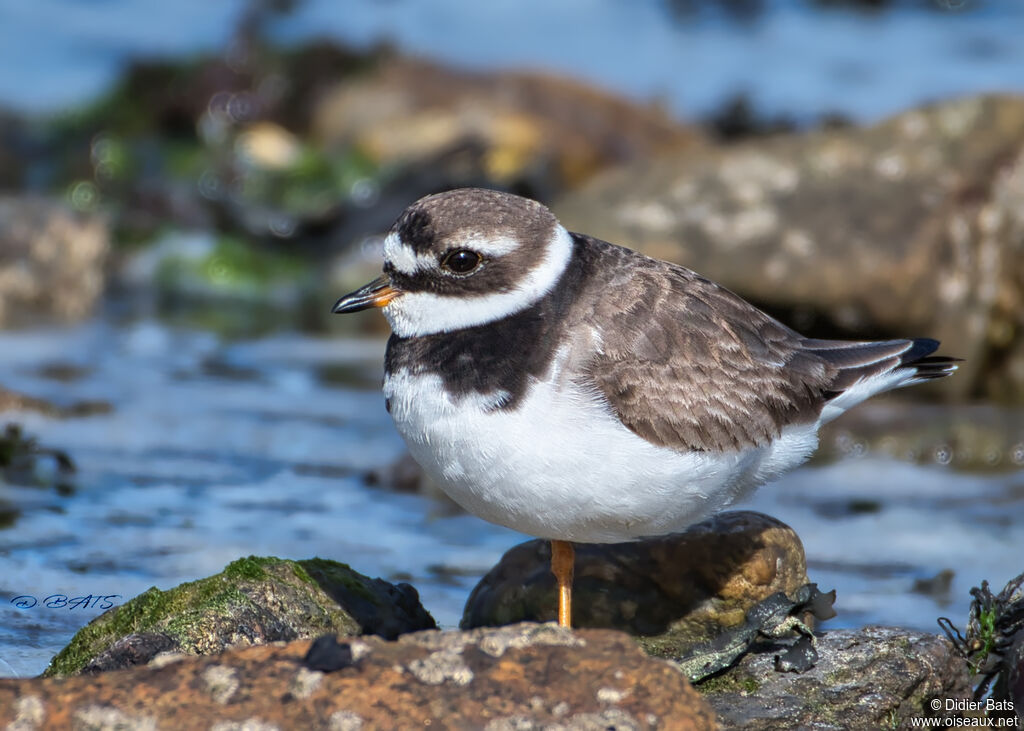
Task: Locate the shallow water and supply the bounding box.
[1,316,1022,678]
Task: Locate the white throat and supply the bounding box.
[383,224,575,337]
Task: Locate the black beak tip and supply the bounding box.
[331,296,362,315]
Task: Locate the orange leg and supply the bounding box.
[550,539,575,628]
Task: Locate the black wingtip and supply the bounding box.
[810,336,960,396]
[901,337,941,364]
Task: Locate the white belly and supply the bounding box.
[383,368,819,543]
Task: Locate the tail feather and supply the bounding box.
[906,355,961,381]
[807,337,958,423]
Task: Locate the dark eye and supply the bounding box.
[441,249,482,275]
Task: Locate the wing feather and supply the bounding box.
[575,237,834,452]
[567,235,955,454]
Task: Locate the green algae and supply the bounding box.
[222,555,270,582]
[44,555,370,677]
[696,671,761,695]
[299,557,379,606]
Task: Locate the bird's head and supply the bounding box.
[332,188,573,337]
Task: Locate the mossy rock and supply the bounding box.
[45,556,435,677]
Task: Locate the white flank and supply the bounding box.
[384,355,821,543]
[383,225,575,337]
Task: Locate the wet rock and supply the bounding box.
[911,569,956,600]
[302,634,355,672]
[81,633,179,675]
[554,95,1024,403]
[45,555,436,677]
[0,195,109,327]
[1008,630,1024,722]
[312,55,701,197]
[462,512,812,660]
[362,452,464,513]
[0,387,113,419]
[34,363,93,383]
[699,626,972,730]
[0,624,718,730]
[673,584,836,681]
[0,423,75,489]
[363,451,429,494]
[705,93,802,143]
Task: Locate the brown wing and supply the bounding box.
[576,237,836,452]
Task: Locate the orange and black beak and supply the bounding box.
[331,274,402,314]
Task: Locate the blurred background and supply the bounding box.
[1,0,1023,678]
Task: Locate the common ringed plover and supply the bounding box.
[333,188,957,628]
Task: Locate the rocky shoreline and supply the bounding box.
[3,512,1018,729]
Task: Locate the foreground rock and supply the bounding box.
[554,94,1024,403]
[1,624,717,730]
[0,195,109,327]
[46,556,435,676]
[463,511,820,678]
[700,627,971,730]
